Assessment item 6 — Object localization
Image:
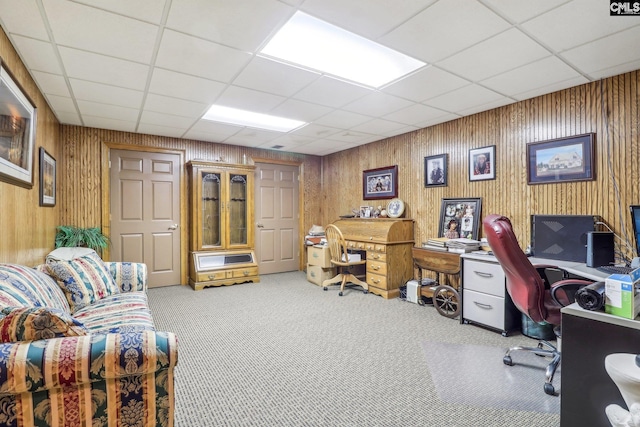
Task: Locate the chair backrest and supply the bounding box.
[324,224,349,264]
[482,214,547,323]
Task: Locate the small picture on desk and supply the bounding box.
[438,198,482,240]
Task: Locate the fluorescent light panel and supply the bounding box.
[260,12,426,88]
[202,105,305,132]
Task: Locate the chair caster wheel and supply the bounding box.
[363,290,368,294]
[503,356,513,366]
[544,383,555,395]
[338,291,343,296]
[323,287,328,291]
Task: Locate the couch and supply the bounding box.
[0,248,178,427]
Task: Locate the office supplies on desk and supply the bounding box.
[575,281,606,311]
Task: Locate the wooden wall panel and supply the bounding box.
[0,27,60,266]
[322,71,640,262]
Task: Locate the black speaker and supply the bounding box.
[586,232,615,267]
[531,215,597,262]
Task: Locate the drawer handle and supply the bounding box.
[474,301,493,310]
[208,275,216,280]
[474,271,493,278]
[372,265,380,270]
[374,255,381,259]
[243,270,249,276]
[370,278,380,284]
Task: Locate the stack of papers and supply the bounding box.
[422,237,450,251]
[446,238,481,253]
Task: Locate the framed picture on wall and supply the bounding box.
[424,154,447,187]
[363,165,398,200]
[39,147,56,207]
[527,133,595,185]
[469,145,495,181]
[438,198,482,240]
[0,62,37,188]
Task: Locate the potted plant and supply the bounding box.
[54,226,110,252]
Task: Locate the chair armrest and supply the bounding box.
[105,262,147,292]
[0,330,177,395]
[550,279,596,306]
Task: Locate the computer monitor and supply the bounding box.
[630,205,640,257]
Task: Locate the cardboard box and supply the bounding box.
[307,245,332,268]
[306,265,336,286]
[605,268,640,319]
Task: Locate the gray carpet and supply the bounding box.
[148,271,561,427]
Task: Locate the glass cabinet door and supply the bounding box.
[228,173,248,246]
[201,172,221,247]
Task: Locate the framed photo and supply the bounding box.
[527,133,595,185]
[469,145,495,181]
[424,154,447,187]
[359,205,373,218]
[39,147,56,207]
[438,198,482,240]
[0,61,37,188]
[363,165,398,200]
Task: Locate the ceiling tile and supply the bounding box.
[382,66,470,102]
[45,94,76,113]
[425,84,508,113]
[293,76,371,108]
[482,0,570,24]
[224,128,281,147]
[314,109,372,129]
[300,0,435,40]
[349,118,410,136]
[72,0,167,24]
[55,111,82,125]
[437,28,551,81]
[81,116,137,132]
[215,85,286,113]
[155,30,252,82]
[9,35,63,74]
[343,92,413,117]
[234,56,320,97]
[269,99,333,122]
[190,119,244,136]
[521,0,640,52]
[511,76,589,102]
[289,123,342,139]
[326,130,378,144]
[293,139,355,156]
[136,122,187,138]
[143,93,208,118]
[166,0,293,51]
[148,69,226,104]
[383,103,451,126]
[77,100,140,122]
[139,110,196,128]
[31,71,69,97]
[380,0,511,63]
[59,47,150,90]
[43,0,159,64]
[0,0,49,40]
[457,97,514,117]
[69,79,144,108]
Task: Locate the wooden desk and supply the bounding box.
[332,218,414,299]
[411,246,461,289]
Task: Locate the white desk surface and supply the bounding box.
[562,303,640,330]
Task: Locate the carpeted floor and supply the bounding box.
[148,271,561,427]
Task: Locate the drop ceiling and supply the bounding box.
[1,0,638,156]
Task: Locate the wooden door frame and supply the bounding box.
[252,157,305,271]
[101,142,188,285]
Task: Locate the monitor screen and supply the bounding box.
[631,205,640,258]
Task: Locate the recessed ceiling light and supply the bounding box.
[260,12,426,88]
[202,105,306,132]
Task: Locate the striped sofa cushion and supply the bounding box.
[0,264,71,313]
[0,306,88,342]
[73,291,155,333]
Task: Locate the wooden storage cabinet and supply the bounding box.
[460,254,520,336]
[332,218,414,299]
[306,245,336,286]
[187,161,259,290]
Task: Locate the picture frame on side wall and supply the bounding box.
[527,133,595,185]
[424,154,447,187]
[363,165,398,200]
[469,145,495,181]
[39,147,55,207]
[438,198,482,240]
[0,61,37,188]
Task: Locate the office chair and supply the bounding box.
[483,214,594,395]
[322,224,368,296]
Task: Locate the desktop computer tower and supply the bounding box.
[531,215,597,263]
[586,231,615,267]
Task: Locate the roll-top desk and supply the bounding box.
[332,218,414,299]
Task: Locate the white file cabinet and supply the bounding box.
[460,254,520,336]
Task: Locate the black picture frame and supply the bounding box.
[363,165,398,200]
[438,198,482,240]
[424,154,447,187]
[39,147,56,207]
[527,133,595,185]
[469,145,495,181]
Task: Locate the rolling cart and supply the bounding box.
[411,246,461,318]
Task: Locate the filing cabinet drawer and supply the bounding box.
[462,289,505,331]
[307,245,332,268]
[463,259,506,297]
[366,260,387,276]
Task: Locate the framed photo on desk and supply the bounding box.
[438,198,482,240]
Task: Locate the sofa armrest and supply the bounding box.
[106,262,147,292]
[0,330,177,395]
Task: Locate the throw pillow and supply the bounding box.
[0,306,88,342]
[46,250,120,312]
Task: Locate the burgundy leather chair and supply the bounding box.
[483,214,594,395]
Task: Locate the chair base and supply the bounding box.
[322,272,368,296]
[503,339,560,396]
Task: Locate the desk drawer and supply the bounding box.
[463,259,505,297]
[463,289,505,330]
[366,272,388,289]
[347,240,366,250]
[367,252,386,262]
[307,245,332,268]
[366,260,387,276]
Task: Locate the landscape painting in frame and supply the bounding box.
[527,134,595,185]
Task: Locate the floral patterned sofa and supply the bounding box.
[0,248,178,427]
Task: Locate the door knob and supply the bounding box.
[257,223,264,228]
[168,224,179,230]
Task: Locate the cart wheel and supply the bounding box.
[433,285,461,318]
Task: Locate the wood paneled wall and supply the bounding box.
[322,71,640,262]
[0,27,60,266]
